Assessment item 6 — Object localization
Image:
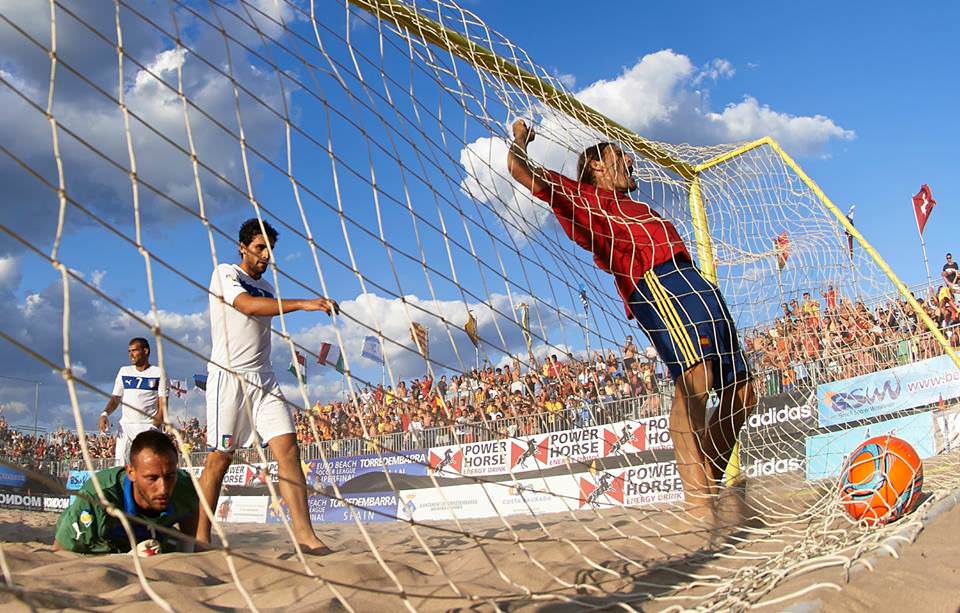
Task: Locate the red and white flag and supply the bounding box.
[170,379,188,399]
[912,184,936,235]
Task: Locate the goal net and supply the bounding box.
[1,0,959,609]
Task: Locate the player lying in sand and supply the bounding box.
[197,218,338,555]
[507,119,756,522]
[53,430,198,554]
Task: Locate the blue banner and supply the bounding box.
[304,452,427,488]
[805,412,935,480]
[267,491,397,524]
[66,470,92,491]
[817,354,960,427]
[0,465,26,488]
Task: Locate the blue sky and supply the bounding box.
[0,0,956,429]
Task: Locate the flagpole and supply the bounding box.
[775,260,786,311]
[915,210,934,288]
[583,313,590,360]
[839,206,860,302]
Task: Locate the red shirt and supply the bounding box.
[823,288,838,310]
[533,170,690,318]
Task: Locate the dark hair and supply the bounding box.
[129,337,150,351]
[238,218,279,248]
[576,142,616,185]
[129,430,178,465]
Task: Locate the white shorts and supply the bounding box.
[205,370,294,452]
[116,422,158,465]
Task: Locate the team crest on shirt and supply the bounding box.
[221,434,234,449]
[79,510,93,527]
[699,335,711,347]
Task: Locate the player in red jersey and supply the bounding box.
[507,119,755,521]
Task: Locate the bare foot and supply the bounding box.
[714,482,749,530]
[681,502,717,530]
[297,538,334,556]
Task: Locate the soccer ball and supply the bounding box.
[839,435,923,526]
[644,346,658,360]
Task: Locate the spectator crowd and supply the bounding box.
[0,417,115,470]
[294,345,662,452]
[745,277,958,395]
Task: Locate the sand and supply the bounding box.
[0,488,959,612]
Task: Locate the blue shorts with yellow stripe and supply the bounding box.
[629,257,749,390]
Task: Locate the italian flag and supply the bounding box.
[287,350,307,383]
[318,342,345,373]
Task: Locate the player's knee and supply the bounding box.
[204,450,233,475]
[269,434,300,463]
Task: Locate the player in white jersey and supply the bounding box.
[99,337,168,465]
[197,218,338,555]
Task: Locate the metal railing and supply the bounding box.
[749,328,949,396]
[193,393,665,465]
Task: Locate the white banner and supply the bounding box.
[398,462,684,522]
[214,495,269,523]
[427,416,673,478]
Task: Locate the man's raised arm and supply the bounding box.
[232,294,339,318]
[507,119,550,194]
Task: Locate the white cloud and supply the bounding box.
[458,136,552,243]
[90,270,107,288]
[577,50,696,133]
[693,58,735,85]
[0,400,30,416]
[0,256,20,289]
[576,49,852,153]
[705,96,853,154]
[555,72,577,89]
[71,362,88,378]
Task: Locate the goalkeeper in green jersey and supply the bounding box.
[54,431,198,554]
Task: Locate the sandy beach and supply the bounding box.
[0,479,958,612]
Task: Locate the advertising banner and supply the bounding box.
[490,478,574,517]
[398,461,684,522]
[214,496,269,523]
[739,428,806,479]
[817,354,960,427]
[42,496,71,512]
[66,470,92,491]
[933,405,960,453]
[805,412,936,480]
[305,451,428,488]
[745,389,817,433]
[0,465,26,488]
[0,492,44,511]
[267,491,398,524]
[182,453,430,490]
[426,417,673,479]
[398,483,498,521]
[577,461,684,509]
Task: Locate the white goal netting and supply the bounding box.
[1,0,959,610]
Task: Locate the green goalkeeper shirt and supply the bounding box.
[54,466,198,554]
